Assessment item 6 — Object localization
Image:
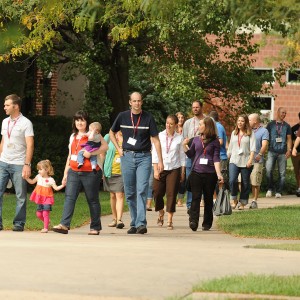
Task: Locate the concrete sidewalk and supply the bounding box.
[1,195,300,300]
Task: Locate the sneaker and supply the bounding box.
[127,227,137,234]
[266,190,272,197]
[249,201,258,209]
[116,220,124,229]
[41,228,48,233]
[12,226,24,232]
[296,189,300,197]
[108,219,117,227]
[136,225,147,234]
[275,193,282,198]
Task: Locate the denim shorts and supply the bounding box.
[36,204,52,211]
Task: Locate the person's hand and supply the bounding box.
[182,138,190,147]
[22,165,31,179]
[157,161,164,173]
[285,150,291,159]
[62,175,67,186]
[254,154,261,162]
[246,160,253,168]
[154,170,160,180]
[117,147,124,157]
[292,148,297,157]
[217,174,224,184]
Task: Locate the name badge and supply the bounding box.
[164,155,171,163]
[71,154,77,161]
[7,143,15,149]
[199,158,208,165]
[276,137,282,143]
[238,149,243,155]
[115,157,121,163]
[127,137,137,145]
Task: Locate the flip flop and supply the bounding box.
[52,224,68,234]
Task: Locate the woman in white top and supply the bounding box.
[227,115,256,210]
[152,115,186,229]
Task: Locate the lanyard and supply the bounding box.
[166,133,174,154]
[7,115,21,140]
[193,117,199,136]
[200,137,207,156]
[238,133,244,148]
[254,126,261,133]
[276,121,283,135]
[131,111,142,138]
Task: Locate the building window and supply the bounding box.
[252,96,274,121]
[252,68,274,84]
[287,69,300,83]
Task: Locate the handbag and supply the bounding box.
[213,185,232,216]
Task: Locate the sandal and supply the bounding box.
[116,220,125,229]
[167,222,173,230]
[108,219,117,227]
[52,224,68,234]
[231,200,238,209]
[41,228,48,233]
[157,210,164,226]
[238,203,245,210]
[88,230,100,235]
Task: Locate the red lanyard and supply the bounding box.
[131,111,142,138]
[276,121,283,135]
[166,133,174,154]
[254,126,261,133]
[238,133,244,148]
[7,115,21,139]
[200,138,207,156]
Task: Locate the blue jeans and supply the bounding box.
[121,151,152,228]
[185,157,193,209]
[265,151,287,194]
[229,163,253,205]
[146,167,154,199]
[0,161,27,228]
[77,150,97,169]
[60,169,102,231]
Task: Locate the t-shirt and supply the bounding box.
[253,126,269,163]
[291,123,300,153]
[0,114,34,165]
[111,110,158,151]
[266,120,291,154]
[216,122,228,160]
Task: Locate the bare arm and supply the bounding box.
[22,136,34,179]
[0,137,3,157]
[109,129,123,157]
[292,137,300,156]
[255,140,269,162]
[286,134,292,159]
[214,162,223,183]
[152,135,164,172]
[52,183,65,191]
[26,177,37,185]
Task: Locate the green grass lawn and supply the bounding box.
[1,191,123,230]
[193,274,300,297]
[216,205,300,239]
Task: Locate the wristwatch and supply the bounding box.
[24,163,31,167]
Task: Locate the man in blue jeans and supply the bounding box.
[265,107,292,198]
[0,94,34,232]
[182,100,205,213]
[109,92,163,234]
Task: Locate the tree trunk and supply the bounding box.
[106,45,129,123]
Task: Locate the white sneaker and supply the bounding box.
[266,190,272,197]
[275,193,282,198]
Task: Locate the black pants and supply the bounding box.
[189,171,218,229]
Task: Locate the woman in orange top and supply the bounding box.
[53,111,108,235]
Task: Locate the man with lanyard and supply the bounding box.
[109,92,163,234]
[182,100,205,213]
[265,107,292,198]
[0,94,34,231]
[248,113,269,208]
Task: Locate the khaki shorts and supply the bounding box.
[250,163,264,186]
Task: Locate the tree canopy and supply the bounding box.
[0,0,299,130]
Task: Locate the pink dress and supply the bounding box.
[30,174,56,205]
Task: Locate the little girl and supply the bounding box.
[26,160,65,233]
[77,121,102,173]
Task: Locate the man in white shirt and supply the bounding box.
[0,94,34,231]
[182,100,205,213]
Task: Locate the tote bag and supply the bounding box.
[213,186,232,216]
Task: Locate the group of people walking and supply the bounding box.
[0,92,297,235]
